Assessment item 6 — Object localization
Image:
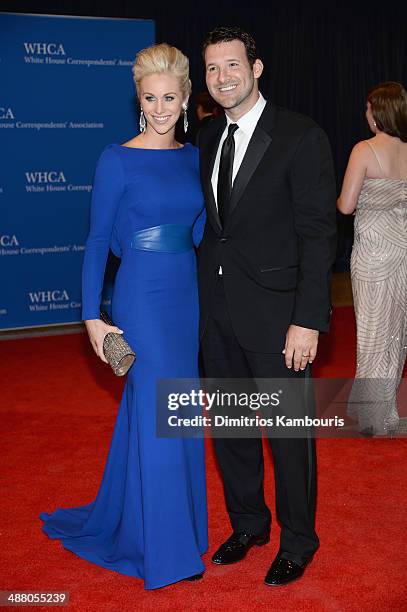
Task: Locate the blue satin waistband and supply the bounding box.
[130,224,193,253]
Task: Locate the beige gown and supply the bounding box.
[348,142,407,434]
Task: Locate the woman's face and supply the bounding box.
[365,101,377,133]
[139,72,187,135]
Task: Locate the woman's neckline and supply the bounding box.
[116,142,190,151]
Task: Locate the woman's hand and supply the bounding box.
[84,319,123,363]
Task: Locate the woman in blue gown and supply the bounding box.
[40,43,208,589]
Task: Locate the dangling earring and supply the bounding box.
[183,104,188,133]
[139,108,146,133]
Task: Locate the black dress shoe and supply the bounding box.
[212,531,270,565]
[183,572,204,582]
[264,555,307,586]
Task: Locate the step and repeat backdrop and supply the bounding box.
[0,13,155,330]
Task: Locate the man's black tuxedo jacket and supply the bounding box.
[197,101,337,353]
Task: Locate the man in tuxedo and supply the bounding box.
[197,26,337,586]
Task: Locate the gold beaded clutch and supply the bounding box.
[100,310,135,376]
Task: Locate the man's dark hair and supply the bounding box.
[202,26,257,67]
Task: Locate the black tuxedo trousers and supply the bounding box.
[201,276,319,564]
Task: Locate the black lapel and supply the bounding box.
[228,102,275,216]
[201,116,226,232]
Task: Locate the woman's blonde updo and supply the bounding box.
[132,43,191,99]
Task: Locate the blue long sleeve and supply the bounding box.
[192,205,207,247]
[81,146,124,320]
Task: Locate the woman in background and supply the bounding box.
[40,43,208,588]
[337,81,407,435]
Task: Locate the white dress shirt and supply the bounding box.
[211,92,267,207]
[211,92,267,273]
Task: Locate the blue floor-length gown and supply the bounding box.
[40,143,208,589]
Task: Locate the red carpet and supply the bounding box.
[1,306,406,611]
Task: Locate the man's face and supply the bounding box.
[204,40,263,118]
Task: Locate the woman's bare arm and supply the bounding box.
[337,142,369,215]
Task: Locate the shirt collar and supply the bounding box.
[225,92,267,137]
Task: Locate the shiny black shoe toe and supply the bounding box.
[212,531,270,565]
[183,572,204,582]
[264,555,307,586]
